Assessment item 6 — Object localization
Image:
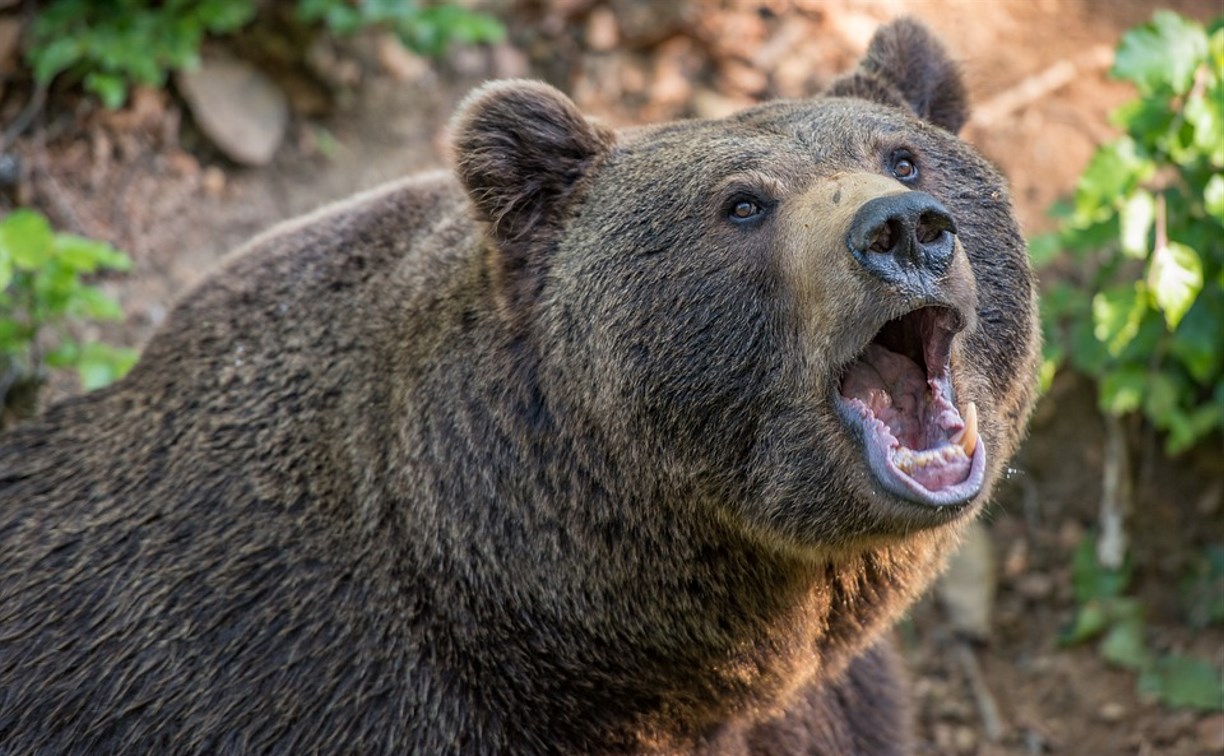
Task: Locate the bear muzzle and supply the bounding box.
[782,172,985,509]
[847,191,957,294]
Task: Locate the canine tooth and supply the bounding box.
[954,402,978,456]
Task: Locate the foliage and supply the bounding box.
[1062,534,1224,711]
[28,0,256,109]
[28,0,505,109]
[0,210,137,407]
[298,0,504,59]
[1035,11,1224,455]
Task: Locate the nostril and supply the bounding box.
[869,219,902,254]
[916,211,955,245]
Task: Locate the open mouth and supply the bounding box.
[836,306,985,507]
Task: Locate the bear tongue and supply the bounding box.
[839,343,930,448]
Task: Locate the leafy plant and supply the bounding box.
[0,210,137,420]
[298,0,505,58]
[28,0,257,109]
[27,0,504,109]
[1062,535,1224,711]
[1035,11,1224,455]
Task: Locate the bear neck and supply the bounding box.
[386,318,956,749]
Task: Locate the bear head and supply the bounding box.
[451,18,1040,556]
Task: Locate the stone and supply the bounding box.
[176,55,289,167]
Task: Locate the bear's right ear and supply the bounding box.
[827,18,968,134]
[451,80,614,244]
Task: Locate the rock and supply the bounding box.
[377,33,429,82]
[176,55,289,167]
[202,166,227,197]
[937,519,997,641]
[1097,701,1126,722]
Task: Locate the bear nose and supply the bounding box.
[847,192,957,287]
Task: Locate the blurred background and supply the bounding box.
[0,1,1220,753]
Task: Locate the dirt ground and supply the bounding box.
[3,0,1222,753]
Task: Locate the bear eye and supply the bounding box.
[727,197,767,225]
[889,152,919,183]
[732,200,760,219]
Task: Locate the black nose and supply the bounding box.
[847,192,957,288]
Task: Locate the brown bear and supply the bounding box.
[0,18,1039,754]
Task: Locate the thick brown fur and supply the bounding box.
[0,19,1039,755]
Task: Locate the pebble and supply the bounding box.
[377,34,429,82]
[202,166,227,197]
[176,55,289,167]
[1097,701,1126,722]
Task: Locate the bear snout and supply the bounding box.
[847,191,957,289]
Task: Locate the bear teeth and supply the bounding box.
[948,401,978,456]
[891,443,966,473]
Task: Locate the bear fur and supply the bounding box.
[0,18,1039,754]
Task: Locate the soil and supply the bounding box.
[2,1,1221,753]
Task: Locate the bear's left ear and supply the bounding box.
[452,79,614,243]
[827,18,968,134]
[452,80,614,321]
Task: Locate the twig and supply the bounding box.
[954,640,1005,742]
[968,45,1113,130]
[1098,412,1132,570]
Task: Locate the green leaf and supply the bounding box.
[1112,11,1209,95]
[30,36,83,83]
[1148,240,1203,328]
[1183,545,1224,629]
[1171,288,1224,383]
[1112,96,1175,148]
[1099,603,1151,670]
[1205,173,1224,223]
[52,233,131,273]
[1069,315,1110,376]
[1093,283,1148,355]
[1139,655,1224,710]
[1142,368,1184,427]
[0,210,56,270]
[1062,599,1110,645]
[1042,280,1091,320]
[1118,189,1155,259]
[77,342,137,391]
[44,339,81,368]
[68,286,125,321]
[1072,535,1131,602]
[84,71,128,109]
[1074,138,1153,225]
[1099,364,1147,416]
[1186,89,1224,157]
[1037,355,1058,394]
[1027,232,1064,268]
[1164,402,1224,455]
